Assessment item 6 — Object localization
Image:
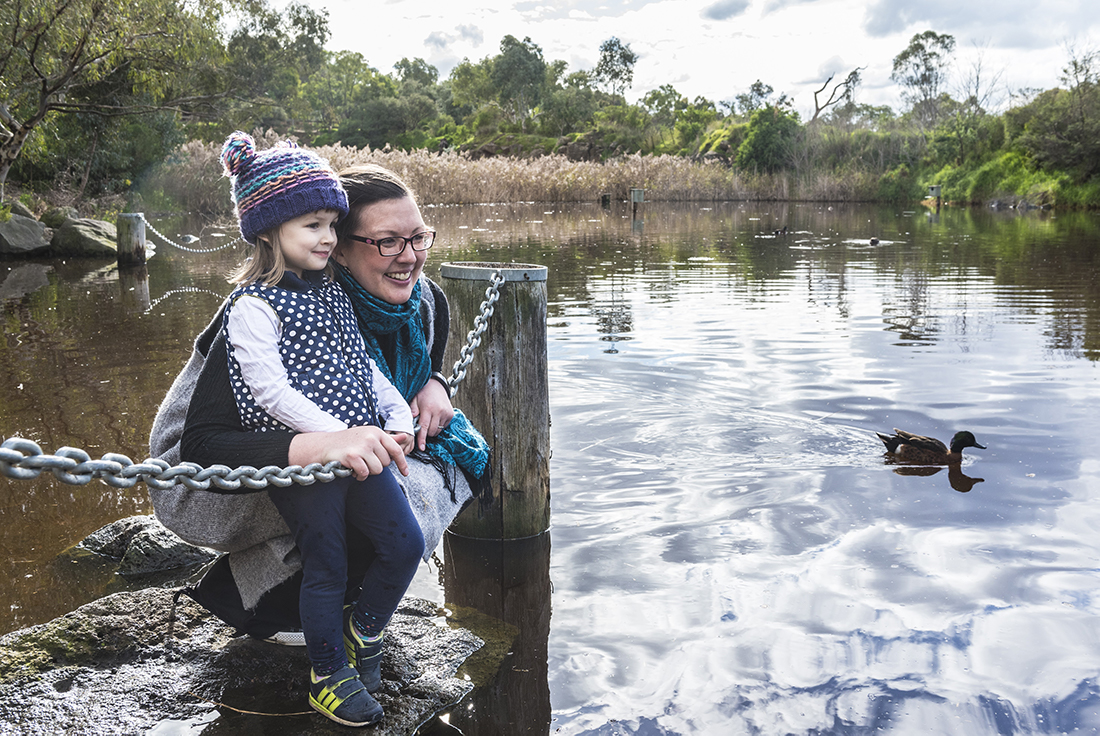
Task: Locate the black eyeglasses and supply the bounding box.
[346,230,436,257]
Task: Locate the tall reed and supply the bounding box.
[139,134,889,214]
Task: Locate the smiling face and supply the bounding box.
[270,209,340,277]
[335,196,429,304]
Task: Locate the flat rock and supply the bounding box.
[76,515,217,577]
[0,589,482,735]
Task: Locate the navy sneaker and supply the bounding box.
[308,665,383,727]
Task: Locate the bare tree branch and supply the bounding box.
[809,67,865,123]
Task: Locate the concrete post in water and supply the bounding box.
[630,187,645,218]
[442,262,549,540]
[116,213,146,265]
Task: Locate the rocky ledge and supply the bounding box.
[0,589,481,735]
[0,515,486,735]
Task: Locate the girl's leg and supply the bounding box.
[345,469,424,630]
[343,470,424,688]
[269,478,384,726]
[268,478,352,675]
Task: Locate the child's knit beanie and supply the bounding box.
[220,131,348,244]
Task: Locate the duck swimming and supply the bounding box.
[876,428,986,464]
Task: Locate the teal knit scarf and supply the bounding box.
[334,263,490,485]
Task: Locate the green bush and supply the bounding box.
[735,106,801,173]
[877,164,922,202]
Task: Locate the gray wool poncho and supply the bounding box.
[148,283,472,610]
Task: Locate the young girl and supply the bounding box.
[219,131,424,727]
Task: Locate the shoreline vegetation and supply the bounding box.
[4,0,1099,217]
[138,136,886,214]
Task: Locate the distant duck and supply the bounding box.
[180,234,200,244]
[869,237,880,245]
[876,428,986,464]
[773,226,788,236]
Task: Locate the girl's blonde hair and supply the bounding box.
[228,227,287,286]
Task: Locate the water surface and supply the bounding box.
[3,201,1100,734]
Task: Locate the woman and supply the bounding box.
[148,163,488,640]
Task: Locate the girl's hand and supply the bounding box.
[409,378,455,451]
[388,430,415,456]
[289,425,409,481]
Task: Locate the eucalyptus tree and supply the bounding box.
[492,35,548,128]
[223,0,332,132]
[594,37,638,98]
[0,0,226,197]
[891,30,956,129]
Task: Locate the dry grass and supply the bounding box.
[140,133,886,214]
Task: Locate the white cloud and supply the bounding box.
[312,0,1099,117]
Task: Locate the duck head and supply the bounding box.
[949,431,986,453]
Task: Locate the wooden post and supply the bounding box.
[116,213,146,265]
[442,262,549,540]
[442,533,551,731]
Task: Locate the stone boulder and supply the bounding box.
[50,218,116,257]
[0,589,484,735]
[0,214,50,256]
[7,200,35,219]
[78,515,216,577]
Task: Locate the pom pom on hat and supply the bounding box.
[220,131,256,177]
[220,132,348,244]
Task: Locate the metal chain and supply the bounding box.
[0,437,351,490]
[145,286,227,315]
[140,214,242,254]
[1,269,505,489]
[448,268,504,390]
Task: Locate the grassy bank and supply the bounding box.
[135,135,904,215]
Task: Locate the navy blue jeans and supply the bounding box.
[268,470,424,673]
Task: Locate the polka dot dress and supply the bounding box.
[224,273,380,432]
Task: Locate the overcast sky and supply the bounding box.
[314,0,1097,118]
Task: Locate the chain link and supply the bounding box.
[448,268,504,390]
[0,437,351,490]
[140,214,242,254]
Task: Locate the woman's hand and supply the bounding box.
[409,378,455,451]
[289,425,409,481]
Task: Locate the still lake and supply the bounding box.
[3,200,1100,734]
